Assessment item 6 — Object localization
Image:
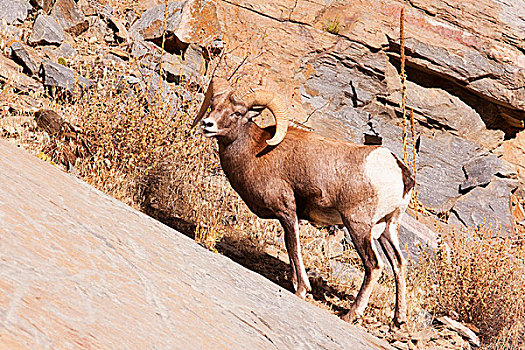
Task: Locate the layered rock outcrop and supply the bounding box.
[215,0,525,232]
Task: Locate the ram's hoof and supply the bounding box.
[342,310,361,324]
[294,288,307,299]
[392,317,407,329]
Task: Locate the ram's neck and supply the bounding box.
[218,122,268,181]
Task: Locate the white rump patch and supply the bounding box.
[365,148,405,223]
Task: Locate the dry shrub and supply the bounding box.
[68,56,284,252]
[412,225,525,348]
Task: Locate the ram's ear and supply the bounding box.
[246,110,262,120]
[246,106,264,120]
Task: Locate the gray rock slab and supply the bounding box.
[386,80,494,141]
[450,178,514,233]
[131,1,186,41]
[184,43,206,75]
[54,42,77,58]
[400,37,525,111]
[0,138,393,350]
[10,41,39,76]
[28,14,64,45]
[399,214,438,259]
[460,154,502,192]
[0,0,31,24]
[0,54,42,92]
[159,52,200,84]
[40,59,91,92]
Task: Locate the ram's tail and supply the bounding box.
[393,154,415,196]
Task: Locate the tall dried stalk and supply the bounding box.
[400,7,408,166]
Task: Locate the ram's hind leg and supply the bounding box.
[341,216,384,323]
[378,209,407,327]
[278,214,311,299]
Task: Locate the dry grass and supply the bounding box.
[324,17,342,34]
[411,225,525,348]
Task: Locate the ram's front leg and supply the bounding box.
[278,214,311,298]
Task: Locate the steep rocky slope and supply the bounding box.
[1,0,523,347]
[0,138,394,349]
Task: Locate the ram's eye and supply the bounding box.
[232,112,241,118]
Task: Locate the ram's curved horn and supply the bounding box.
[192,80,214,127]
[242,90,289,146]
[192,78,232,127]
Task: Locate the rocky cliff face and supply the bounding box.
[214,0,525,233]
[1,0,523,232]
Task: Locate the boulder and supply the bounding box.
[159,53,195,84]
[414,132,486,212]
[51,0,89,36]
[0,139,394,350]
[131,0,220,51]
[39,59,91,92]
[183,43,206,76]
[28,14,64,46]
[0,0,31,25]
[10,41,39,76]
[460,154,503,193]
[0,54,42,92]
[450,179,514,233]
[399,214,438,259]
[54,42,77,58]
[174,0,221,45]
[386,80,504,148]
[130,2,186,42]
[34,109,66,136]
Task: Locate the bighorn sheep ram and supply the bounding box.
[193,78,414,326]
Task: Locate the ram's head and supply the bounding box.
[193,78,289,146]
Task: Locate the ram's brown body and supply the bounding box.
[219,123,379,225]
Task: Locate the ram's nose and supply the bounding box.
[201,118,218,137]
[202,119,215,129]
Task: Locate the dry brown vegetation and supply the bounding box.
[412,225,525,348]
